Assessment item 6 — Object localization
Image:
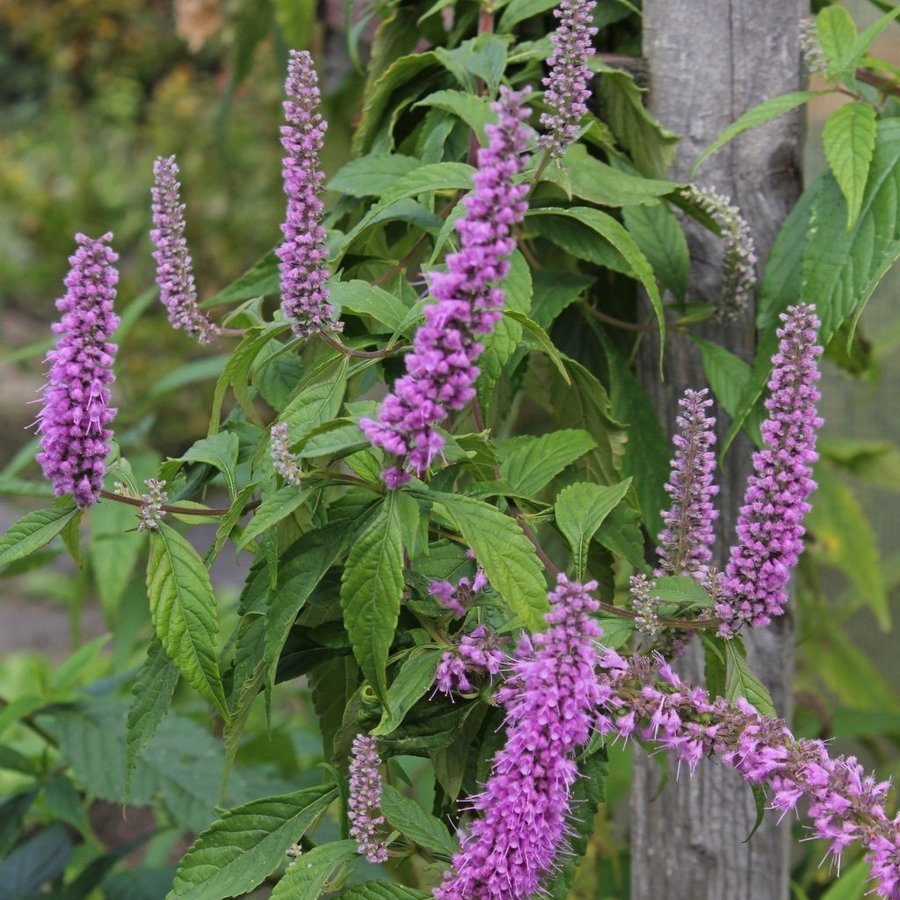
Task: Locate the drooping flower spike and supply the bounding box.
[278,49,339,338]
[150,155,219,344]
[348,733,389,864]
[596,653,900,900]
[36,233,120,508]
[539,0,598,158]
[435,575,603,899]
[270,422,303,487]
[361,87,532,487]
[717,303,823,635]
[681,184,758,318]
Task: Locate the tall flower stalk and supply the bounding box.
[435,575,603,899]
[717,304,823,635]
[656,387,719,579]
[348,734,388,864]
[539,0,598,158]
[361,87,531,487]
[150,155,219,344]
[278,49,338,337]
[36,233,119,508]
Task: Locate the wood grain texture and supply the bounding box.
[630,3,805,898]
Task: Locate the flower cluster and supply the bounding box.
[539,0,598,157]
[596,653,900,899]
[150,156,219,344]
[348,733,388,864]
[435,626,505,696]
[800,18,829,78]
[270,422,303,487]
[630,573,661,639]
[360,88,531,487]
[717,304,823,635]
[137,479,168,532]
[435,575,603,899]
[430,551,488,617]
[655,387,719,579]
[36,233,120,508]
[278,49,338,338]
[682,184,758,318]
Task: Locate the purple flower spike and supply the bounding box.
[656,387,719,579]
[361,88,531,484]
[36,233,120,507]
[278,49,338,338]
[717,304,823,635]
[150,156,219,344]
[436,575,603,899]
[539,0,598,158]
[348,733,388,864]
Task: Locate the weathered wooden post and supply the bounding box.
[631,3,805,898]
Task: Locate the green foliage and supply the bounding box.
[1,1,899,896]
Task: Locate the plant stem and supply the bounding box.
[99,489,260,517]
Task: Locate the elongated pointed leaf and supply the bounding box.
[692,91,826,174]
[823,101,876,230]
[499,430,597,496]
[271,840,358,899]
[170,785,337,899]
[0,503,78,570]
[380,784,456,857]
[427,491,548,629]
[340,496,404,705]
[147,524,228,719]
[127,638,179,782]
[555,480,632,579]
[802,118,900,346]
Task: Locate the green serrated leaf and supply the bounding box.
[380,783,456,857]
[823,101,877,230]
[499,430,597,496]
[373,650,442,736]
[802,119,900,347]
[817,5,859,79]
[692,91,827,174]
[170,785,337,900]
[236,486,312,552]
[0,503,78,570]
[593,64,679,178]
[653,575,713,609]
[328,154,422,197]
[622,201,690,301]
[598,333,669,539]
[271,840,358,899]
[202,250,279,308]
[0,826,71,898]
[724,638,776,717]
[497,0,557,29]
[339,163,474,251]
[278,358,350,437]
[341,883,429,900]
[0,791,37,858]
[543,144,677,208]
[434,34,507,96]
[744,782,768,843]
[147,524,228,719]
[341,496,405,706]
[555,480,633,579]
[127,638,179,784]
[415,90,493,144]
[179,433,240,499]
[329,280,411,332]
[529,207,665,356]
[807,463,889,630]
[426,491,548,630]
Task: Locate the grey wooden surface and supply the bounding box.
[630,3,806,898]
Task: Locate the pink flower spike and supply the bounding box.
[36,233,119,507]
